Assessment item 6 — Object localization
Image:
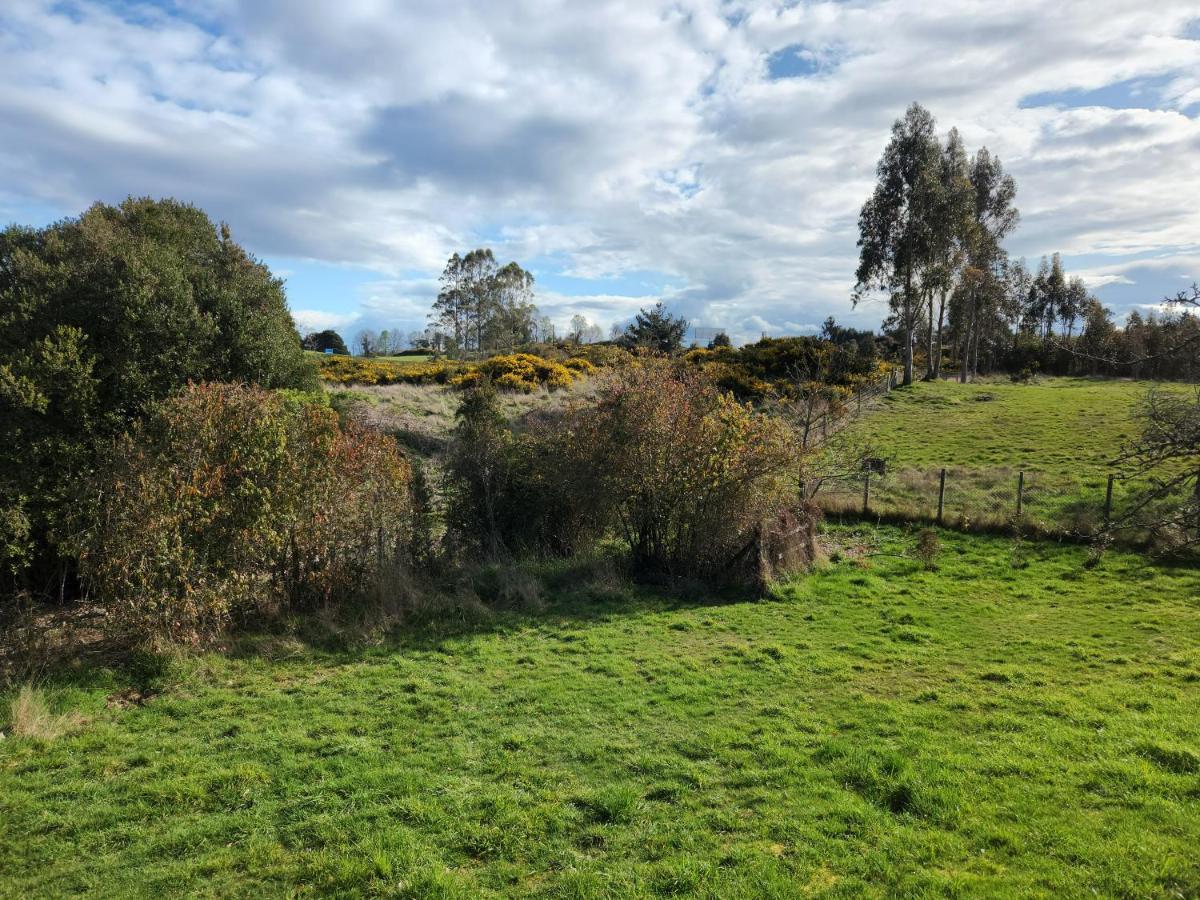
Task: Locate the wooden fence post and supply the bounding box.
[1016,471,1024,517]
[1104,474,1115,522]
[937,468,946,525]
[862,472,870,515]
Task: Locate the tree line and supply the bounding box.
[856,102,1200,385]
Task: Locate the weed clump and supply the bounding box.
[914,528,941,570]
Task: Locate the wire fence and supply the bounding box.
[812,463,1182,545]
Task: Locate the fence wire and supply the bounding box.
[813,464,1179,544]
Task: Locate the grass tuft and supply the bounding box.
[5,686,80,741]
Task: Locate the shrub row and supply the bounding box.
[445,362,814,586]
[317,352,594,392]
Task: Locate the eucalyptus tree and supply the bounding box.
[855,103,941,386]
[954,146,1018,382]
[431,249,537,354]
[923,127,974,379]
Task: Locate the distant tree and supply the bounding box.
[855,103,942,386]
[708,331,732,349]
[621,302,690,353]
[301,329,350,355]
[583,322,604,344]
[431,249,537,354]
[535,315,557,343]
[569,314,588,344]
[610,322,625,342]
[356,329,380,357]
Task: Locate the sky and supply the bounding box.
[1,1,1198,345]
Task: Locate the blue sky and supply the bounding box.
[2,1,1198,344]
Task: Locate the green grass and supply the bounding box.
[845,377,1152,475]
[4,527,1200,897]
[825,377,1182,531]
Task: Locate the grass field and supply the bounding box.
[4,527,1199,897]
[824,377,1184,532]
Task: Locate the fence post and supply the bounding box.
[1016,471,1024,517]
[937,468,946,525]
[1104,474,1115,522]
[862,472,870,515]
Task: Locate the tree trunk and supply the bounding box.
[932,289,947,380]
[903,263,914,386]
[925,289,935,380]
[959,290,975,384]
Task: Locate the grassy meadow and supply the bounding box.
[4,527,1199,898]
[823,377,1180,532]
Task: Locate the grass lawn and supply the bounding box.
[3,527,1199,897]
[825,377,1184,530]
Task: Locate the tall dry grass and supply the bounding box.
[6,686,80,741]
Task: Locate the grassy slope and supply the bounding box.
[3,528,1199,898]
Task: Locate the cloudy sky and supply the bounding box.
[2,1,1198,344]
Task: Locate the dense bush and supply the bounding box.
[684,337,883,401]
[444,381,611,557]
[317,352,585,392]
[444,364,811,585]
[474,353,578,392]
[581,363,806,581]
[74,383,413,643]
[0,198,318,596]
[316,355,463,385]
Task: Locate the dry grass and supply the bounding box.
[328,379,600,461]
[5,686,80,741]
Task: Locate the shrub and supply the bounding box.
[444,364,814,586]
[476,353,577,392]
[575,362,810,584]
[75,383,413,644]
[566,343,633,368]
[0,198,318,596]
[562,357,597,376]
[316,355,462,386]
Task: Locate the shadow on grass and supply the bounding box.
[2,553,773,693]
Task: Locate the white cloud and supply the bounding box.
[1,0,1199,345]
[291,309,362,334]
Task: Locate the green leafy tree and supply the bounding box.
[431,250,537,354]
[302,330,350,355]
[952,147,1019,382]
[621,302,689,353]
[0,196,317,596]
[854,103,942,385]
[924,127,974,379]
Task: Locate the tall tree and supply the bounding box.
[954,146,1018,382]
[855,103,941,386]
[923,127,974,379]
[430,250,537,354]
